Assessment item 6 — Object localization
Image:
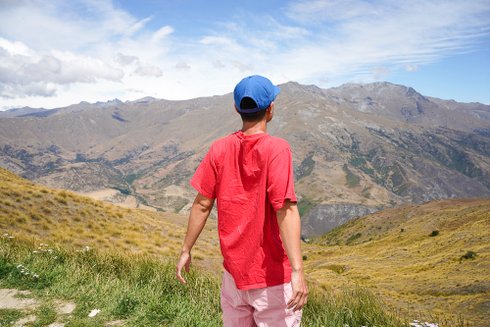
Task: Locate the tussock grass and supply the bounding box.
[306,198,490,327]
[1,167,485,326]
[0,167,220,272]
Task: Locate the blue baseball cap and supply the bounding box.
[234,75,281,113]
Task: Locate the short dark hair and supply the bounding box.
[238,97,268,122]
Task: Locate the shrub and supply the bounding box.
[346,232,362,245]
[460,251,477,261]
[429,230,439,237]
[56,197,67,205]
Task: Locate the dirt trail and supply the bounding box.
[0,289,38,310]
[0,289,123,326]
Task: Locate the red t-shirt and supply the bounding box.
[190,130,297,290]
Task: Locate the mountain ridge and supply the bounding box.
[1,81,489,236]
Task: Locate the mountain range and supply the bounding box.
[1,81,489,236]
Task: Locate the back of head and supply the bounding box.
[234,75,280,122]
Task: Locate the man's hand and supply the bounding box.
[287,269,308,311]
[176,251,191,284]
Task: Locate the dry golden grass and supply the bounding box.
[304,198,490,327]
[2,167,489,326]
[0,168,221,271]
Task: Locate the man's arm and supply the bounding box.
[276,200,308,311]
[176,192,215,284]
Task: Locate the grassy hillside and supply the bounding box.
[0,167,221,271]
[304,198,490,326]
[0,168,409,326]
[2,167,487,326]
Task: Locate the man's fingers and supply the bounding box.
[177,273,187,284]
[176,266,187,284]
[287,288,308,311]
[287,291,301,309]
[176,253,191,285]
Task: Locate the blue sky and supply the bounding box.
[0,0,489,110]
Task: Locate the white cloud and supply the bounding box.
[405,64,419,72]
[114,53,139,66]
[200,36,241,49]
[276,0,490,84]
[174,61,191,71]
[152,26,174,42]
[0,0,489,109]
[0,38,123,98]
[285,0,376,23]
[134,65,163,77]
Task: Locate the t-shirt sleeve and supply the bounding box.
[190,146,217,199]
[267,146,297,211]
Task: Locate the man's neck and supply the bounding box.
[241,120,267,136]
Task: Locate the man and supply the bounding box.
[176,75,308,326]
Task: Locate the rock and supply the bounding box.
[13,315,36,327]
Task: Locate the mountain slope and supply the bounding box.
[1,167,487,326]
[304,198,490,327]
[1,81,489,236]
[0,167,220,270]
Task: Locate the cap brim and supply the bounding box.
[273,85,281,99]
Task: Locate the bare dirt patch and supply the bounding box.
[0,289,38,310]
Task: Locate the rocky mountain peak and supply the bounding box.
[279,81,326,98]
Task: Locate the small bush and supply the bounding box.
[326,264,347,274]
[460,251,477,261]
[429,230,439,237]
[56,197,67,205]
[302,255,308,261]
[346,232,362,245]
[30,212,44,221]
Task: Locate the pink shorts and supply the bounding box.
[221,270,303,327]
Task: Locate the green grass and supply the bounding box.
[0,237,409,327]
[31,303,57,327]
[0,238,222,326]
[0,309,24,327]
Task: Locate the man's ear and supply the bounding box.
[266,102,274,122]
